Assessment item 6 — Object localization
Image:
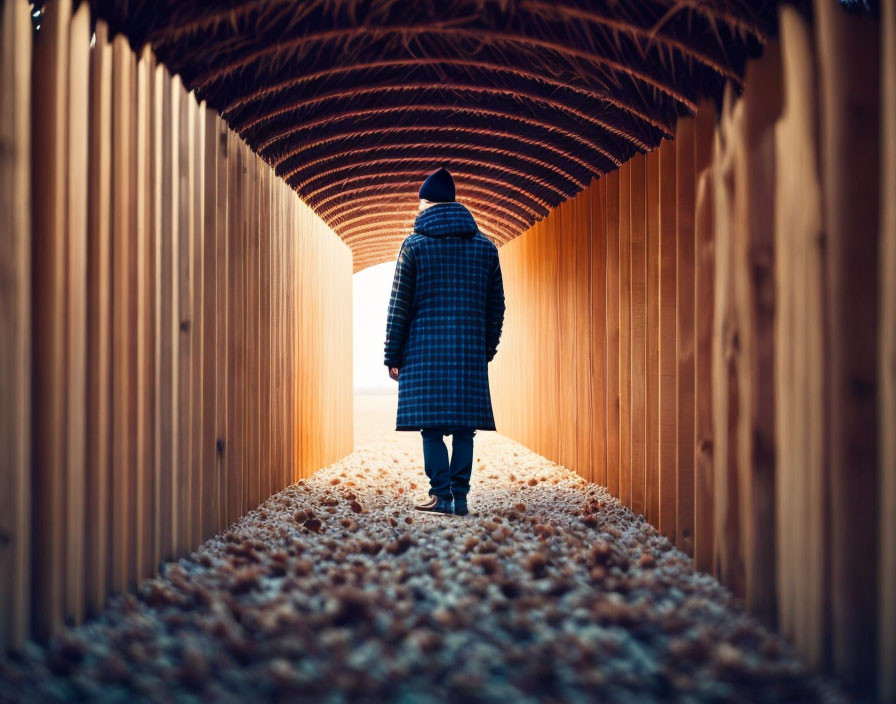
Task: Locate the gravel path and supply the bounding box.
[1,394,853,703]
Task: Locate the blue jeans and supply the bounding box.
[420,427,476,502]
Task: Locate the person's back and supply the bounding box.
[384,167,505,515]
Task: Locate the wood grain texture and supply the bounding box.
[0,0,32,653]
[590,179,607,489]
[86,20,112,615]
[202,106,218,544]
[111,33,135,596]
[134,44,154,586]
[618,162,632,509]
[175,79,193,556]
[657,139,677,544]
[214,116,229,536]
[558,200,577,472]
[694,102,716,576]
[575,194,593,481]
[774,5,828,669]
[190,99,205,550]
[675,117,696,558]
[645,150,660,527]
[605,172,621,499]
[737,37,781,630]
[156,65,178,567]
[629,153,647,518]
[815,0,881,690]
[31,0,71,639]
[65,1,90,624]
[711,87,744,598]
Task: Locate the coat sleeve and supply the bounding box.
[384,238,417,368]
[485,248,506,363]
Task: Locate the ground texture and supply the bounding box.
[1,395,853,703]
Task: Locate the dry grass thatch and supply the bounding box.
[87,0,777,271]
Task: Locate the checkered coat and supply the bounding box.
[384,201,505,431]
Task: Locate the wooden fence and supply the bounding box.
[491,3,894,700]
[0,0,353,652]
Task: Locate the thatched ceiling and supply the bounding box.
[89,0,774,272]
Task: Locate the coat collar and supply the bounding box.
[413,201,478,238]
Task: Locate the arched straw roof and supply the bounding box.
[89,0,773,271]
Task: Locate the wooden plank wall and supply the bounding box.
[491,4,893,699]
[0,2,353,652]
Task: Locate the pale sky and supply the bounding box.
[353,260,400,394]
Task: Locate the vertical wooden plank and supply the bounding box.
[737,39,781,629]
[64,1,90,624]
[574,191,592,483]
[645,150,661,527]
[244,151,254,503]
[630,153,647,517]
[297,202,307,477]
[228,131,244,521]
[618,163,632,509]
[110,33,135,594]
[0,0,32,652]
[590,179,607,488]
[262,165,273,499]
[280,185,288,485]
[156,68,178,565]
[250,156,261,506]
[712,86,745,598]
[258,164,267,501]
[247,150,255,498]
[270,182,279,492]
[125,37,140,592]
[694,102,717,576]
[190,99,204,547]
[176,81,194,555]
[202,107,218,543]
[214,116,229,535]
[558,201,577,472]
[31,0,71,638]
[604,171,620,498]
[774,5,828,669]
[271,171,279,485]
[880,2,896,699]
[543,214,561,462]
[86,20,112,614]
[134,44,154,584]
[658,139,677,544]
[144,50,158,582]
[675,117,696,557]
[815,0,881,691]
[288,195,297,482]
[312,214,322,473]
[244,155,254,503]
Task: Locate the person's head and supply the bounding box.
[418,167,455,206]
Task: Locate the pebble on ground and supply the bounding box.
[0,396,853,703]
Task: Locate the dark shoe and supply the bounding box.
[453,499,468,516]
[414,495,453,515]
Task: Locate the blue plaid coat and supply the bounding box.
[384,202,505,431]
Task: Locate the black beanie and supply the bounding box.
[418,167,455,202]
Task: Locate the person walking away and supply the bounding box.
[383,166,506,516]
